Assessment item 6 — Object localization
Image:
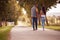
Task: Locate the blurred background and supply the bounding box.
[0,0,60,26]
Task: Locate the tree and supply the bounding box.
[18,0,58,25]
[0,0,58,26]
[6,0,21,25]
[0,0,21,26]
[0,0,8,26]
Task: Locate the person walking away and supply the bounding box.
[40,9,46,31]
[31,3,38,31]
[42,3,49,26]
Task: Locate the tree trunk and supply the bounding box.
[5,21,7,26]
[14,20,17,25]
[0,21,2,27]
[39,16,41,25]
[46,17,49,26]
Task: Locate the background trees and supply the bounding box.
[6,0,20,25]
[18,0,58,13]
[0,0,8,26]
[18,0,58,25]
[0,0,21,26]
[0,0,59,26]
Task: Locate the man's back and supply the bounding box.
[31,5,37,17]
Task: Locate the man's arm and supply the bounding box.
[36,8,38,18]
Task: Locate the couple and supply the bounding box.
[31,3,46,31]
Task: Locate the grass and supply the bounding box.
[0,25,60,40]
[38,25,60,31]
[0,26,13,40]
[45,26,60,31]
[30,25,60,31]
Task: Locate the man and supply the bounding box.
[31,3,38,31]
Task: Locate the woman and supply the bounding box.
[40,8,46,31]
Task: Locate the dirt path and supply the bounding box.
[10,26,60,40]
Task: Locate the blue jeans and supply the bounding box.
[32,17,37,30]
[41,17,45,30]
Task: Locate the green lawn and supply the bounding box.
[0,26,13,40]
[45,26,60,31]
[39,26,60,31]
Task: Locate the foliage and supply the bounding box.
[0,0,20,21]
[6,0,21,22]
[0,0,58,20]
[0,0,8,21]
[18,0,57,17]
[0,0,58,25]
[0,0,21,25]
[18,0,58,25]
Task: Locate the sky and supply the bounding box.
[46,3,60,16]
